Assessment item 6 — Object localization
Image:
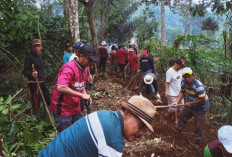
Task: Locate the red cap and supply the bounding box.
[181,59,185,68]
[142,50,147,55]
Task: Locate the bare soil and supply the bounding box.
[88,73,218,157]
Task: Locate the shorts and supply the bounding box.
[168,96,184,112]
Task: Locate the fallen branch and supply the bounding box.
[123,73,138,91]
[11,106,30,121]
[12,88,23,99]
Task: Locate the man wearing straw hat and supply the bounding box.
[39,95,156,157]
[172,67,210,148]
[23,39,51,117]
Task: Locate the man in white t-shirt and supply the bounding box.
[165,59,185,124]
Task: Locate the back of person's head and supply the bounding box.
[169,59,176,67]
[111,45,116,51]
[118,45,122,49]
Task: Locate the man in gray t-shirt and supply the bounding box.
[165,59,185,124]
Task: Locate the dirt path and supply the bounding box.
[88,73,218,157]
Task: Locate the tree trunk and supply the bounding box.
[79,0,99,55]
[100,1,104,42]
[161,0,165,46]
[188,0,193,47]
[66,0,80,43]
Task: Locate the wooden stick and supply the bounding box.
[123,73,138,90]
[155,104,185,109]
[32,64,57,135]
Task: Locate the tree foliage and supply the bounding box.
[201,17,219,31]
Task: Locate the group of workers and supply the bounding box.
[23,39,232,157]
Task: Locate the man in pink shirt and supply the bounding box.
[50,45,99,132]
[116,45,126,77]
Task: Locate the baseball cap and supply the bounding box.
[218,125,232,153]
[32,39,42,46]
[122,95,156,132]
[142,49,148,55]
[182,67,193,76]
[175,59,185,68]
[74,42,84,49]
[79,45,99,62]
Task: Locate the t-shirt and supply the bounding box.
[181,78,210,111]
[63,52,73,64]
[128,54,139,72]
[110,50,117,64]
[166,67,182,96]
[116,49,126,65]
[50,59,88,116]
[68,54,78,62]
[39,110,124,157]
[99,47,108,59]
[140,56,155,73]
[204,139,224,157]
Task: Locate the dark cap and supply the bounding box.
[175,59,185,68]
[79,45,99,62]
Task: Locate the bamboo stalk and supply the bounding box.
[155,104,185,109]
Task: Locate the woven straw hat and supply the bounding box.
[122,95,156,132]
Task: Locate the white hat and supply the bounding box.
[182,67,193,76]
[101,41,107,45]
[129,48,134,52]
[144,73,154,84]
[218,125,232,153]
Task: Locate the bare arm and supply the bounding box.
[165,82,169,98]
[185,96,206,107]
[172,91,184,106]
[57,86,90,100]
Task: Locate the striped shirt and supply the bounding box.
[39,110,124,157]
[181,78,210,111]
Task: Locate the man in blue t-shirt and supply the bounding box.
[39,95,156,157]
[63,43,73,64]
[172,67,210,148]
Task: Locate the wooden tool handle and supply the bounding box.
[155,104,185,109]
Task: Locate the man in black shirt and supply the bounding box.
[23,39,51,117]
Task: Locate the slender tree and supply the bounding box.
[161,0,165,46]
[65,0,80,43]
[78,0,99,55]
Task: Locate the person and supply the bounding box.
[98,41,108,74]
[124,48,139,77]
[116,45,126,78]
[165,59,185,125]
[39,95,156,157]
[139,49,156,95]
[23,39,51,117]
[63,43,73,64]
[133,44,138,55]
[204,125,232,157]
[139,73,161,100]
[172,67,210,148]
[68,42,84,62]
[109,45,118,74]
[50,45,99,132]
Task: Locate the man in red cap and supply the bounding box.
[139,49,157,97]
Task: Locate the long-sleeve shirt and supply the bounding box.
[140,55,155,73]
[23,51,45,81]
